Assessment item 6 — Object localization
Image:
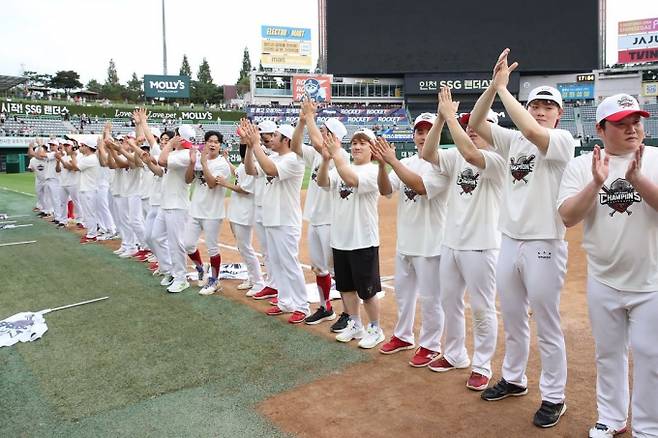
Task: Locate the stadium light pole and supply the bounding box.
[162,0,168,75]
[598,0,606,69]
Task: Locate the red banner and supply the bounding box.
[292,75,332,103]
[618,48,658,64]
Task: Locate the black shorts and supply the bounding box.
[332,246,381,300]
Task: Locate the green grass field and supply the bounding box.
[0,180,366,437]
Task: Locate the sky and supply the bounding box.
[0,0,657,87]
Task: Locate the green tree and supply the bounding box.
[238,47,252,81]
[86,79,102,94]
[23,71,52,88]
[50,70,82,95]
[190,58,222,104]
[197,58,213,84]
[106,59,120,86]
[123,72,142,102]
[179,54,192,78]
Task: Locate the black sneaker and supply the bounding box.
[305,307,336,325]
[533,400,566,428]
[330,312,350,333]
[480,378,528,401]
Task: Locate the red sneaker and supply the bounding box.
[288,311,307,324]
[269,297,278,306]
[265,306,283,316]
[409,347,440,368]
[79,236,97,244]
[148,262,159,271]
[466,372,490,391]
[428,356,470,373]
[253,287,278,300]
[379,335,415,354]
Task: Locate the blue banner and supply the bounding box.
[261,25,311,41]
[557,82,594,101]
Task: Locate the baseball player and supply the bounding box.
[223,139,265,295]
[558,94,658,438]
[242,119,309,324]
[27,152,47,213]
[54,139,81,228]
[469,48,574,428]
[317,128,384,348]
[183,130,231,295]
[154,125,194,293]
[249,120,279,300]
[373,113,449,366]
[69,136,100,243]
[291,98,350,325]
[420,87,504,391]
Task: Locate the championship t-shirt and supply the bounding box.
[78,154,100,192]
[558,147,658,292]
[491,124,575,240]
[437,148,506,250]
[258,152,305,227]
[227,163,256,226]
[44,152,57,180]
[60,155,80,187]
[327,162,379,250]
[390,154,449,257]
[123,166,142,197]
[28,157,47,181]
[302,144,350,226]
[189,156,232,219]
[160,149,191,210]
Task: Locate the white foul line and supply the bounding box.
[0,187,36,197]
[0,240,37,247]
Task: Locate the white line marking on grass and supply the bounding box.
[0,187,36,197]
[0,240,37,247]
[0,224,33,230]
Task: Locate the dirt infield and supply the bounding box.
[72,193,611,437]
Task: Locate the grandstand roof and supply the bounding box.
[0,75,27,92]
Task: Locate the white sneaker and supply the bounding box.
[160,274,174,286]
[146,254,157,263]
[119,248,139,258]
[588,423,627,438]
[237,280,254,290]
[167,280,190,293]
[358,324,385,349]
[112,248,126,255]
[199,278,222,295]
[335,320,366,343]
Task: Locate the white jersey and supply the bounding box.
[189,156,231,220]
[59,155,80,187]
[437,148,506,250]
[491,124,575,240]
[302,144,350,226]
[44,152,57,180]
[558,147,658,292]
[254,146,275,208]
[160,149,191,210]
[139,170,153,200]
[327,162,379,250]
[148,175,163,206]
[78,154,100,192]
[258,152,305,227]
[390,154,449,257]
[111,168,126,196]
[28,157,47,181]
[227,163,255,226]
[97,166,110,188]
[122,166,141,197]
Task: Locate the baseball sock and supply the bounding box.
[210,254,221,279]
[350,315,363,330]
[188,250,203,268]
[316,274,332,311]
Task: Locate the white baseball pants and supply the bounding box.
[183,217,222,257]
[392,253,443,353]
[497,235,568,404]
[96,186,115,234]
[254,207,275,289]
[79,190,98,238]
[230,222,264,289]
[439,247,498,378]
[147,207,172,275]
[153,208,188,281]
[265,225,308,315]
[587,276,658,437]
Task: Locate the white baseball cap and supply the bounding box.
[414,112,437,130]
[80,136,98,149]
[324,118,347,141]
[527,86,563,108]
[596,93,650,124]
[258,120,277,134]
[276,124,295,140]
[351,127,376,141]
[177,125,196,142]
[150,127,162,138]
[459,109,499,126]
[47,138,60,145]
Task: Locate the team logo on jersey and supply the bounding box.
[311,165,319,182]
[509,154,535,183]
[599,178,641,216]
[36,164,44,171]
[339,181,353,199]
[194,170,207,186]
[456,168,480,195]
[266,175,276,185]
[403,185,419,202]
